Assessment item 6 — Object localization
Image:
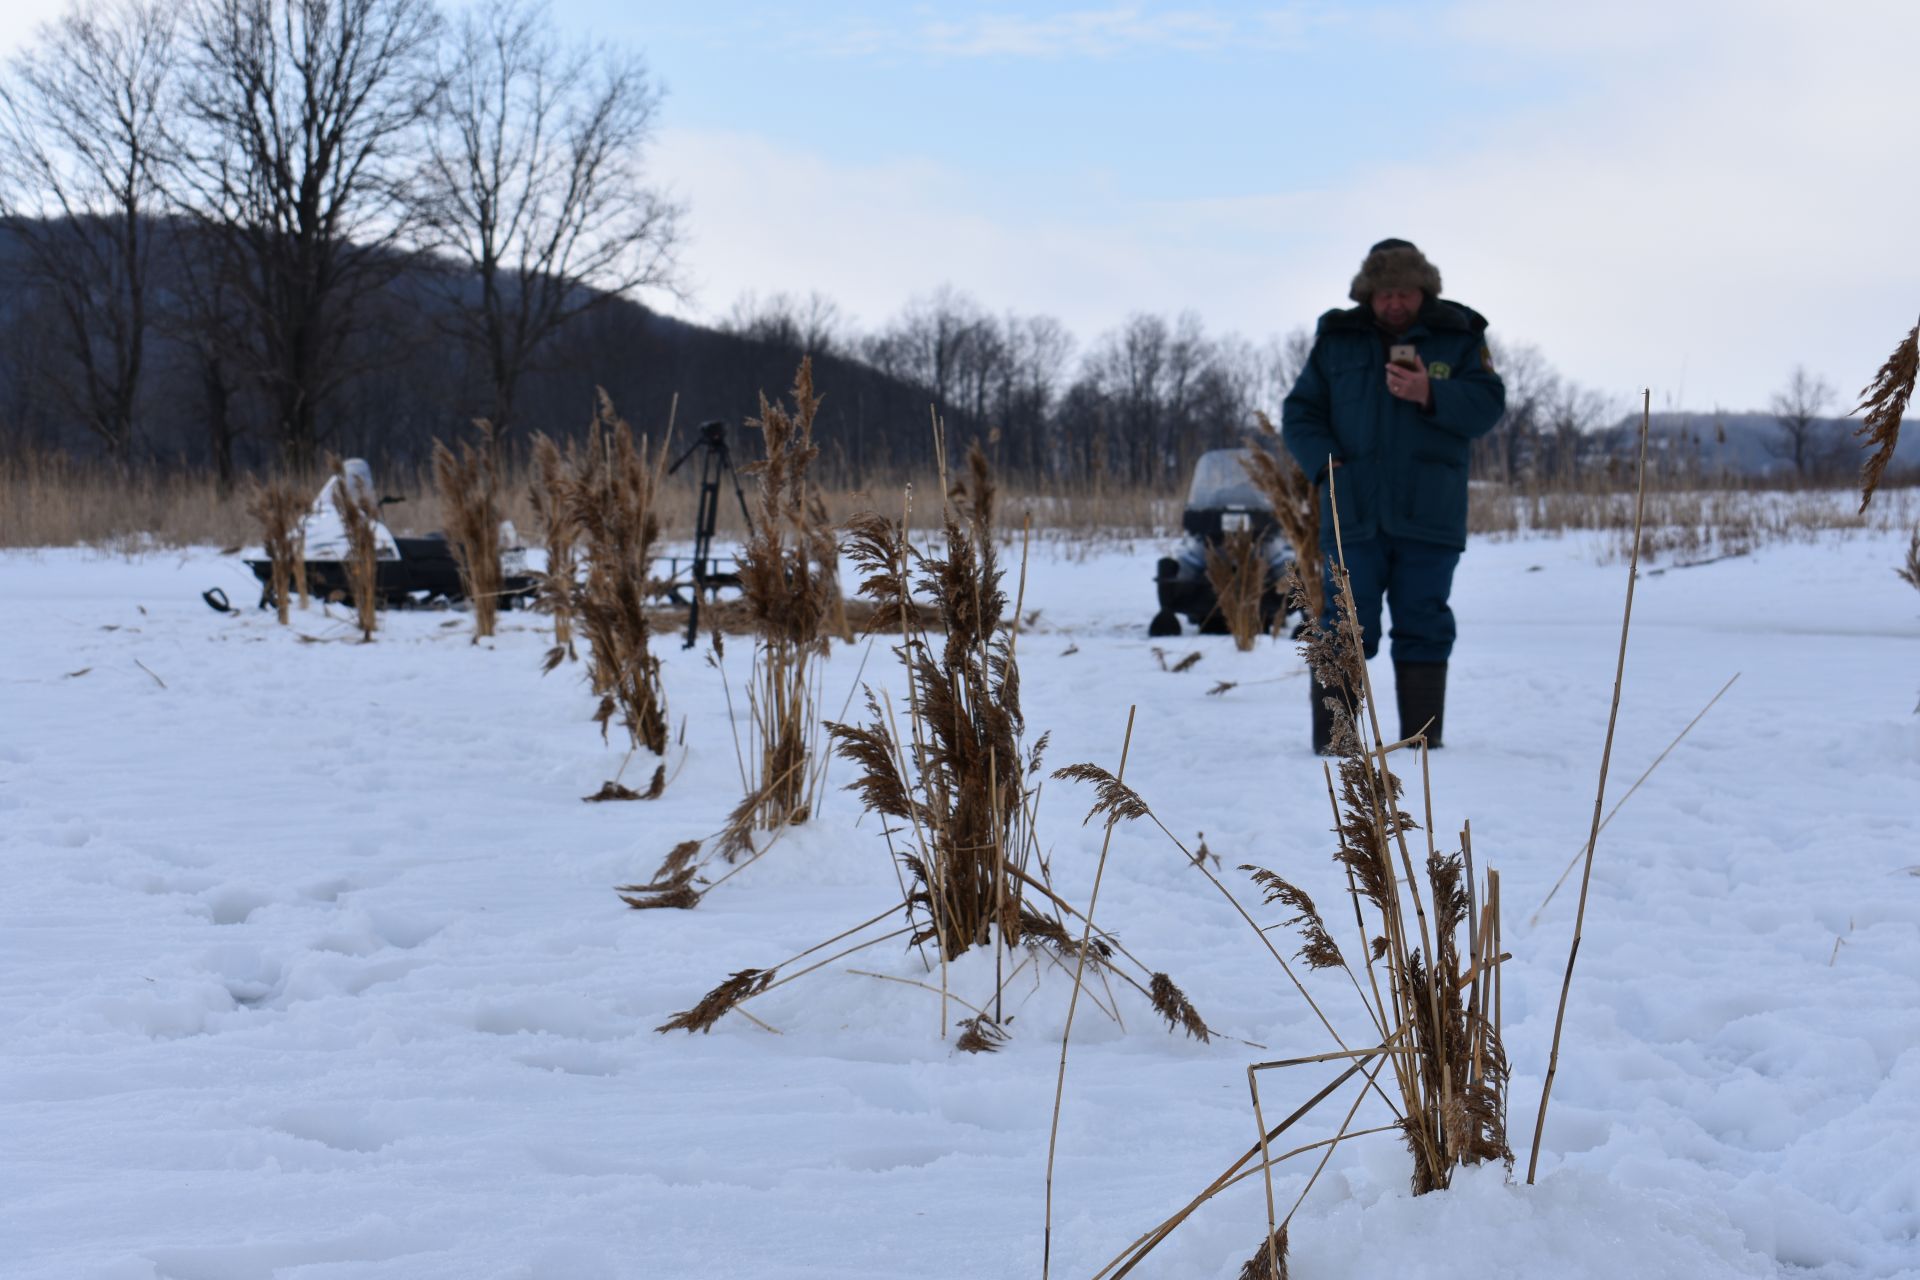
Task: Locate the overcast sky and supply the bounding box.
[4,0,1918,414]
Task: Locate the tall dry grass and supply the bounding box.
[1,446,1182,548]
[713,358,839,858]
[655,441,1209,1053]
[551,391,670,770]
[1244,418,1324,624]
[528,432,581,659]
[432,422,504,641]
[7,441,1915,563]
[829,438,1034,962]
[244,479,303,624]
[1204,531,1267,650]
[1077,551,1512,1279]
[328,456,380,642]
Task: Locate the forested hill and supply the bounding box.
[0,217,950,481]
[1595,412,1920,479]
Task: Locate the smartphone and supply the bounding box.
[1388,344,1418,369]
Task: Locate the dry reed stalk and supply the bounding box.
[1247,413,1323,623]
[828,438,1033,959]
[328,457,380,641]
[1090,476,1516,1279]
[1853,316,1917,511]
[1205,530,1267,650]
[557,390,670,762]
[1042,706,1136,1280]
[529,433,581,659]
[1527,391,1651,1184]
[1899,527,1920,591]
[245,479,303,624]
[292,521,310,610]
[662,442,1203,1051]
[432,421,504,641]
[725,358,838,855]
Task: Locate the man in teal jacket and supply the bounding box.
[1282,238,1505,753]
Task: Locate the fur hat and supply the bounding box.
[1348,238,1442,303]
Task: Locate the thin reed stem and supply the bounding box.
[1527,391,1652,1184]
[1043,706,1136,1280]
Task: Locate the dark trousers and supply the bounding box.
[1318,537,1460,664]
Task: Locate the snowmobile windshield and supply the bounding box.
[1186,449,1270,511]
[302,459,400,561]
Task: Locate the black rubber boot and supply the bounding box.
[1310,674,1342,756]
[1395,661,1447,748]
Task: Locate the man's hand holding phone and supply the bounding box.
[1385,345,1431,409]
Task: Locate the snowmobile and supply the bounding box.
[1148,447,1297,637]
[223,460,537,612]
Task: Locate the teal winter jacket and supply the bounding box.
[1281,299,1505,552]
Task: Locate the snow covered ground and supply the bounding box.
[3,519,1917,1280]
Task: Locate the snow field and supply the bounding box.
[2,527,1916,1279]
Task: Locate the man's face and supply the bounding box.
[1370,287,1424,333]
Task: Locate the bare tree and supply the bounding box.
[174,0,444,469]
[417,0,678,437]
[864,285,994,413]
[1768,365,1837,480]
[725,290,841,356]
[1473,341,1556,484]
[0,0,176,468]
[1248,327,1312,417]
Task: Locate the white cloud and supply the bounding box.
[804,4,1329,60]
[658,2,1920,412]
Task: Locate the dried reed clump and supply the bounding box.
[1278,566,1512,1195]
[1083,554,1512,1280]
[556,390,670,760]
[828,439,1032,961]
[1853,316,1916,511]
[529,432,581,660]
[329,456,380,641]
[655,443,1211,1053]
[1246,416,1323,624]
[722,358,839,856]
[245,479,304,624]
[1206,530,1268,650]
[432,421,504,641]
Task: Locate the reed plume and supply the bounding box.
[246,479,303,625]
[1245,416,1323,624]
[432,420,504,641]
[557,390,669,760]
[725,358,838,855]
[328,456,380,641]
[530,432,582,662]
[1206,530,1267,650]
[828,438,1029,960]
[1853,316,1917,511]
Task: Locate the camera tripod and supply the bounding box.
[667,419,755,649]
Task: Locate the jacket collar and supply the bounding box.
[1319,298,1489,336]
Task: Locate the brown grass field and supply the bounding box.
[2,446,1913,553]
